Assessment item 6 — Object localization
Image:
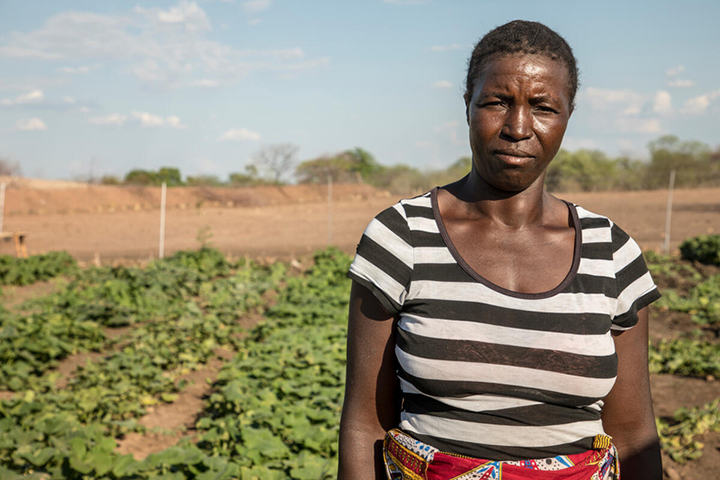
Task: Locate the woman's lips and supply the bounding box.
[494,151,535,165]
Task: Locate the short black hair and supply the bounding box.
[465,20,579,110]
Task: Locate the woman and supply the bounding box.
[338,20,662,480]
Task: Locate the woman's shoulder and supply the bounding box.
[378,190,434,215]
[369,190,435,231]
[564,201,637,247]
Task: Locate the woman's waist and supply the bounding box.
[398,409,606,462]
[384,428,619,480]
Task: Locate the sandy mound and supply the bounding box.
[0,176,88,190]
[1,182,390,215]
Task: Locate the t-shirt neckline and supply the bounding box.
[430,186,583,300]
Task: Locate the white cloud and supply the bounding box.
[166,115,188,129]
[188,79,221,88]
[57,63,101,74]
[665,65,694,89]
[248,18,262,26]
[665,65,685,77]
[0,76,68,92]
[430,44,462,52]
[681,90,720,115]
[616,117,662,134]
[89,113,128,126]
[132,111,165,127]
[668,79,694,88]
[653,90,672,116]
[432,80,453,89]
[0,3,327,88]
[63,95,76,104]
[415,141,434,148]
[16,117,47,131]
[135,1,211,32]
[90,111,186,128]
[582,87,646,116]
[242,0,273,13]
[218,127,261,141]
[1,89,45,106]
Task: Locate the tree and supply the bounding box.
[646,135,713,189]
[100,175,121,185]
[546,149,619,192]
[296,153,355,184]
[346,147,382,181]
[251,143,299,184]
[123,167,184,186]
[229,165,272,187]
[124,169,158,186]
[0,158,20,177]
[157,167,184,186]
[186,175,222,187]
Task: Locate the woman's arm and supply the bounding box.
[338,281,400,480]
[601,306,662,480]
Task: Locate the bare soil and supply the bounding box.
[1,185,718,261]
[1,280,62,311]
[115,356,226,460]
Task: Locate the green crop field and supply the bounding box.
[0,236,719,479]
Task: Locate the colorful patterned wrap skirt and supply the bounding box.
[383,429,620,480]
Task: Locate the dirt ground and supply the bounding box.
[1,185,718,260]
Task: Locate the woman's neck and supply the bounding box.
[446,170,554,228]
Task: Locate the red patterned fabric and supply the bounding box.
[383,429,619,480]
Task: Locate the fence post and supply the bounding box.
[662,169,676,256]
[327,175,333,246]
[0,183,5,234]
[159,182,167,259]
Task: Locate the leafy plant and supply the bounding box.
[656,274,720,325]
[0,251,76,286]
[657,399,720,463]
[649,338,720,377]
[680,235,720,266]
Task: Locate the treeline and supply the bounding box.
[98,135,720,194]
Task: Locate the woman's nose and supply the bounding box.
[501,105,532,141]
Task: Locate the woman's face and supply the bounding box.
[465,54,572,192]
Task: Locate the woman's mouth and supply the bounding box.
[493,150,535,166]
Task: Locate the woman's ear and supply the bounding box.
[463,93,470,124]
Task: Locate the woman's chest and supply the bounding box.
[396,299,619,404]
[445,221,577,295]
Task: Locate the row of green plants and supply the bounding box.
[0,248,289,479]
[645,239,720,464]
[680,234,720,267]
[649,338,720,378]
[0,251,76,286]
[656,399,720,463]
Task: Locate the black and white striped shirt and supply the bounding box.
[347,188,660,461]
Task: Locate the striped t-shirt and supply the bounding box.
[347,188,661,461]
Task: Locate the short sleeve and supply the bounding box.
[610,223,661,331]
[348,202,414,315]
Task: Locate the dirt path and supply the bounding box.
[115,355,228,460]
[1,188,718,261]
[1,280,63,310]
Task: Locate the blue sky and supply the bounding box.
[0,0,718,180]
